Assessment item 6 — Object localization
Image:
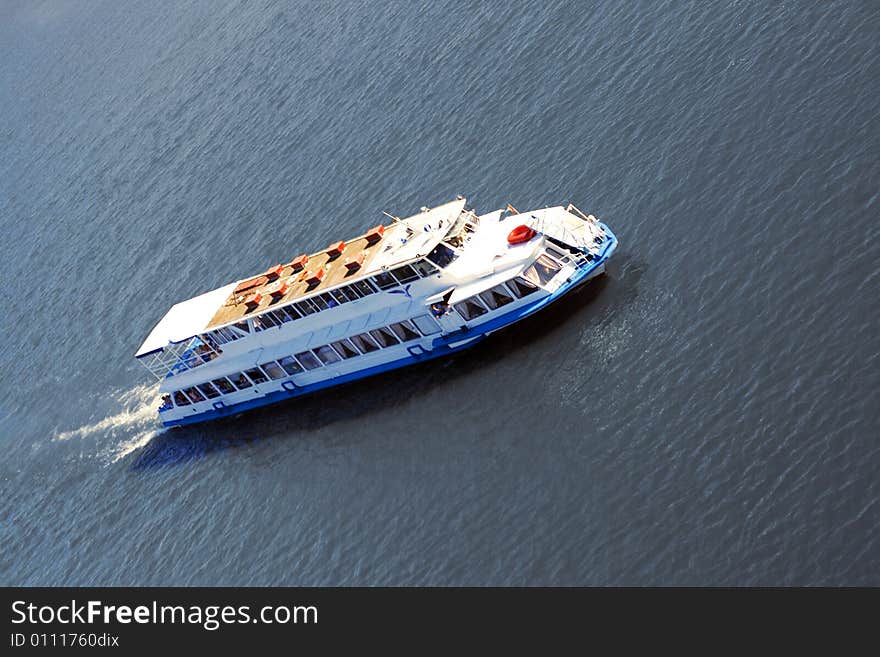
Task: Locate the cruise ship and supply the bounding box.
[136,198,618,427]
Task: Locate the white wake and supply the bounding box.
[53,383,163,463]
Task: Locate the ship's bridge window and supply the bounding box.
[371,271,398,290]
[454,297,489,321]
[278,355,304,375]
[479,285,515,310]
[390,320,421,342]
[245,367,269,384]
[545,245,572,265]
[522,255,562,287]
[173,391,191,407]
[390,264,419,284]
[295,351,322,371]
[426,243,457,269]
[230,372,253,390]
[234,321,250,334]
[330,288,349,305]
[351,333,380,353]
[412,314,441,335]
[314,345,342,365]
[321,292,339,308]
[260,361,287,380]
[212,377,236,394]
[506,277,539,298]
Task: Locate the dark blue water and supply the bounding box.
[1,0,878,585]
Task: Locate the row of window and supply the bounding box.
[452,277,539,321]
[168,314,442,408]
[248,260,437,333]
[165,267,556,410]
[192,259,439,355]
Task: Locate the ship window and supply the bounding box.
[212,377,236,394]
[370,327,400,348]
[339,285,361,301]
[282,305,301,320]
[330,288,349,305]
[351,333,380,353]
[295,351,322,370]
[390,320,420,342]
[390,264,419,284]
[331,339,360,359]
[371,271,398,290]
[173,391,191,406]
[545,245,571,264]
[197,382,221,399]
[411,259,437,278]
[454,297,488,321]
[507,277,539,298]
[207,328,235,345]
[426,243,457,268]
[230,372,253,389]
[321,292,340,308]
[260,361,286,380]
[522,255,561,287]
[412,314,441,335]
[273,307,294,323]
[184,386,206,403]
[295,299,318,316]
[351,280,377,296]
[233,321,250,334]
[311,295,329,311]
[253,314,278,331]
[314,345,342,365]
[278,355,303,375]
[479,285,515,310]
[245,367,269,384]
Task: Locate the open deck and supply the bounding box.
[206,199,466,330]
[206,226,390,329]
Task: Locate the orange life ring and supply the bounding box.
[507,224,536,245]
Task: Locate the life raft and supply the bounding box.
[507,224,536,245]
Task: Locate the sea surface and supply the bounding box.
[1,0,878,585]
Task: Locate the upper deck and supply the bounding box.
[135,199,466,359]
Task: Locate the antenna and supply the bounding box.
[382,211,400,223]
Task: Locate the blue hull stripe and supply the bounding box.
[162,226,617,427]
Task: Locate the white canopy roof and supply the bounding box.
[135,283,237,357]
